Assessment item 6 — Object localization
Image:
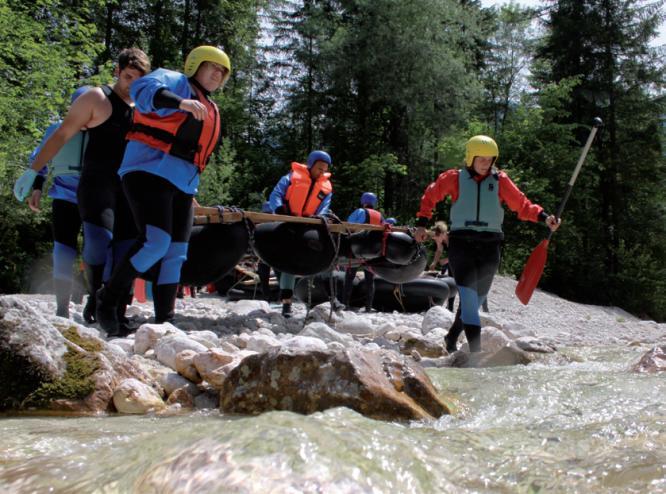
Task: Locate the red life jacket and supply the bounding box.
[284,162,333,217]
[365,208,382,225]
[126,83,220,172]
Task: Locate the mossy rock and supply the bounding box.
[23,345,100,409]
[0,318,55,410]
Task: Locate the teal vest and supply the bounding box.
[51,131,88,177]
[450,168,504,233]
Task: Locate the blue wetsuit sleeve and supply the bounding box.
[269,174,291,212]
[316,192,332,215]
[130,68,193,116]
[347,208,365,223]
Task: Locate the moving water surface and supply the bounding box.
[0,346,664,493]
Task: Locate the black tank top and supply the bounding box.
[82,85,132,176]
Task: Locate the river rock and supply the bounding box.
[335,313,375,336]
[0,296,160,412]
[245,333,282,353]
[514,336,557,353]
[422,306,454,334]
[299,322,354,345]
[186,330,220,349]
[631,345,666,373]
[175,349,202,383]
[134,323,183,355]
[220,346,451,421]
[166,387,195,408]
[154,334,208,371]
[401,336,445,358]
[193,348,249,389]
[113,378,166,414]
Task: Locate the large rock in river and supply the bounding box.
[220,346,451,421]
[632,345,666,373]
[0,295,160,412]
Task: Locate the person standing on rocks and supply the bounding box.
[95,45,230,336]
[13,86,91,318]
[25,48,151,330]
[414,135,561,352]
[269,150,333,318]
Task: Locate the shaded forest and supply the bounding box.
[1,0,664,320]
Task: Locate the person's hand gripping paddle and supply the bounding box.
[515,117,603,305]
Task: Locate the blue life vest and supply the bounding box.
[450,168,504,233]
[52,131,88,177]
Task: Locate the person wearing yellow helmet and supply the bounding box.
[414,135,561,353]
[95,45,231,335]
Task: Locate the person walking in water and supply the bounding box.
[342,191,384,311]
[96,45,230,335]
[269,150,333,318]
[414,135,560,352]
[26,48,151,333]
[13,86,91,318]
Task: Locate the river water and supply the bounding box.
[1,346,664,493]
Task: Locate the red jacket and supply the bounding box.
[417,169,544,222]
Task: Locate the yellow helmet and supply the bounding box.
[183,45,231,84]
[465,135,499,167]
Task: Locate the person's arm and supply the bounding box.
[315,192,332,216]
[499,172,561,232]
[28,90,98,173]
[347,208,365,224]
[269,174,291,213]
[132,68,209,121]
[414,169,458,241]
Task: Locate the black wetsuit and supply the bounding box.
[77,85,137,320]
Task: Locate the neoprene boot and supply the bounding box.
[464,324,482,353]
[257,262,271,301]
[281,302,292,318]
[83,264,105,323]
[96,262,139,337]
[153,283,178,324]
[444,307,463,353]
[54,278,72,318]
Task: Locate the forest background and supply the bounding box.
[0,0,664,320]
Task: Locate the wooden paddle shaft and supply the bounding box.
[193,207,414,234]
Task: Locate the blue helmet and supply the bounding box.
[360,192,377,208]
[71,85,91,104]
[385,217,397,225]
[261,201,272,213]
[306,150,332,169]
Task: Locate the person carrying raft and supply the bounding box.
[13,86,91,318]
[414,135,560,352]
[96,45,230,335]
[342,192,385,312]
[268,150,333,318]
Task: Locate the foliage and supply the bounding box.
[0,0,664,320]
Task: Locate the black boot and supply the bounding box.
[464,324,482,353]
[281,302,292,318]
[444,307,463,353]
[96,261,139,337]
[116,289,136,334]
[83,264,105,323]
[153,283,178,324]
[54,278,72,318]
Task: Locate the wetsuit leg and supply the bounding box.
[363,268,375,310]
[448,237,500,352]
[98,172,193,331]
[342,266,358,307]
[78,172,118,321]
[257,261,271,300]
[52,199,82,317]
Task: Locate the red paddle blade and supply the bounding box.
[134,278,147,304]
[515,239,550,305]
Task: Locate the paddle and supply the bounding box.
[515,117,603,305]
